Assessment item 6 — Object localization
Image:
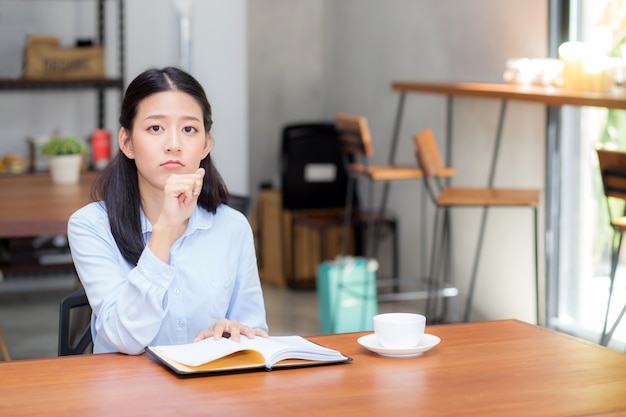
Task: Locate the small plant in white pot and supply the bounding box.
[42,135,86,184]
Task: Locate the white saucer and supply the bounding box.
[357,333,441,358]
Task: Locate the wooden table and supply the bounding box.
[0,171,97,238]
[1,320,625,416]
[389,81,626,326]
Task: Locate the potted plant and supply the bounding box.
[42,135,86,184]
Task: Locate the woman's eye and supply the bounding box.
[183,126,198,133]
[148,125,162,133]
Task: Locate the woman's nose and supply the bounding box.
[165,131,182,152]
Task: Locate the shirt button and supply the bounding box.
[165,268,174,278]
[177,320,185,328]
[174,288,180,295]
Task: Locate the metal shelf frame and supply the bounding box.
[0,0,125,128]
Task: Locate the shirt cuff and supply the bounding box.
[135,247,177,288]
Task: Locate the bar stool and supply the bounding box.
[597,148,626,347]
[334,113,423,266]
[414,128,540,323]
[290,210,399,285]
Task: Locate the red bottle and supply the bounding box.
[92,128,111,170]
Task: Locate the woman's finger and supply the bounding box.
[193,328,213,342]
[253,328,269,338]
[211,318,229,340]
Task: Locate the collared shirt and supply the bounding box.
[68,202,268,355]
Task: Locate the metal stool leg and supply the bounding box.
[425,208,446,321]
[364,180,375,258]
[390,218,400,292]
[602,303,626,347]
[341,176,357,256]
[463,206,538,324]
[438,207,453,321]
[464,207,490,322]
[533,207,540,325]
[424,209,438,319]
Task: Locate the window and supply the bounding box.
[555,0,626,349]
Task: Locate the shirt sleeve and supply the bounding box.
[226,219,268,333]
[68,203,175,355]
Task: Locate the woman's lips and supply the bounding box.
[161,160,184,168]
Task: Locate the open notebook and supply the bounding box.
[145,335,351,375]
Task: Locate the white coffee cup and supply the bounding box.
[373,313,426,349]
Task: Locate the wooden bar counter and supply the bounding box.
[1,320,625,416]
[388,81,626,325]
[391,81,626,109]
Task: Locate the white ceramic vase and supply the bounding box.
[48,154,83,185]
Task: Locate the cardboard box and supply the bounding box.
[26,35,60,50]
[22,35,104,80]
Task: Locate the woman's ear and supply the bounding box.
[118,127,134,159]
[201,132,213,159]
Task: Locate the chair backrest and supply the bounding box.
[334,113,374,159]
[228,194,251,216]
[280,122,350,210]
[597,148,626,201]
[413,128,449,178]
[58,287,92,356]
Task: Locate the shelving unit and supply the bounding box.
[0,0,125,128]
[0,0,125,285]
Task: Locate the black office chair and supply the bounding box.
[280,122,351,211]
[228,194,252,217]
[58,287,93,356]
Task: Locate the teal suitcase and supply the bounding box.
[316,257,378,334]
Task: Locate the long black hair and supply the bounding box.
[91,67,229,266]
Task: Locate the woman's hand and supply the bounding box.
[159,167,206,228]
[194,318,269,343]
[148,167,205,263]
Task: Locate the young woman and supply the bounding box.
[68,67,268,354]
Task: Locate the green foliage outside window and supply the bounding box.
[594,5,626,263]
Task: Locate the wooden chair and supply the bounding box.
[334,113,423,263]
[414,128,540,323]
[0,327,11,361]
[596,148,626,347]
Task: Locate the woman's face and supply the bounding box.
[118,90,212,196]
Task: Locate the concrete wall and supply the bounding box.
[249,0,548,323]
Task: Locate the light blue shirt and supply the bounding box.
[68,202,268,355]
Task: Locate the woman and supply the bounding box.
[68,67,268,354]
